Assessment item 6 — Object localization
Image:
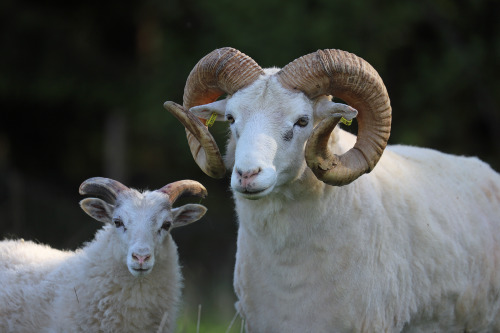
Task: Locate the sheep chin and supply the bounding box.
[128,265,153,277]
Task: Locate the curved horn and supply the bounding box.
[164,47,264,178]
[79,177,129,205]
[164,101,225,179]
[158,180,207,205]
[277,49,392,186]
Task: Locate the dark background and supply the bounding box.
[1,0,499,324]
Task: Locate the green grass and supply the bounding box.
[174,268,243,332]
[175,305,245,333]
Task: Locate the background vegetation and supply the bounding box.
[1,0,499,329]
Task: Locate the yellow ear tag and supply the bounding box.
[205,112,217,127]
[340,117,352,126]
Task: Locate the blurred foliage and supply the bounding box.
[0,0,499,327]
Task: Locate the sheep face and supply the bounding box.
[80,189,207,277]
[190,75,357,200]
[224,78,314,200]
[166,48,392,187]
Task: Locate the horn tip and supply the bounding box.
[189,180,208,198]
[79,177,106,195]
[163,100,174,108]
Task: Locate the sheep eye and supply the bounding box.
[161,221,172,231]
[226,114,235,124]
[113,218,125,229]
[294,116,309,128]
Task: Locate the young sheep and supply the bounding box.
[164,47,500,332]
[0,177,208,333]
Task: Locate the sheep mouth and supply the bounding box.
[129,266,153,277]
[242,188,265,195]
[133,268,149,272]
[236,186,274,200]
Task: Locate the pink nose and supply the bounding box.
[237,168,261,188]
[132,253,151,265]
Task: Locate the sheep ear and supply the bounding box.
[80,198,113,223]
[189,99,227,121]
[171,204,207,228]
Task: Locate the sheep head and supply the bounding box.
[79,177,207,277]
[164,47,391,198]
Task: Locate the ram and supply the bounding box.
[0,177,208,333]
[164,47,500,332]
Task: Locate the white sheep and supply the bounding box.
[164,47,500,332]
[0,177,208,333]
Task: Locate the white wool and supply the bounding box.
[233,131,500,332]
[0,232,181,333]
[48,228,182,333]
[191,71,500,332]
[0,180,207,333]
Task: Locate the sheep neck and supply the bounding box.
[60,227,182,320]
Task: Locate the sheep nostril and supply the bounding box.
[242,168,261,180]
[132,253,151,265]
[236,168,243,177]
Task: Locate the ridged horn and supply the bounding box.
[164,47,264,178]
[277,49,392,186]
[158,180,207,205]
[79,177,129,204]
